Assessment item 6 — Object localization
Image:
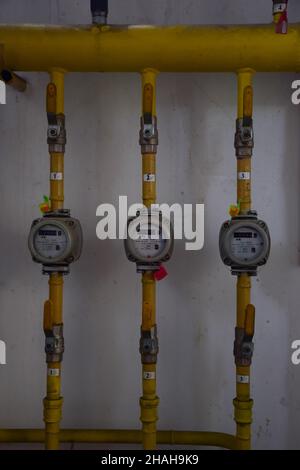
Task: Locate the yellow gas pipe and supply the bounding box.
[234,69,255,450]
[43,70,65,450]
[0,429,238,449]
[0,24,300,72]
[140,69,159,450]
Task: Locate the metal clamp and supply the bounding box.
[234,118,254,158]
[45,324,64,363]
[139,326,159,364]
[47,114,66,153]
[234,327,254,367]
[139,115,158,154]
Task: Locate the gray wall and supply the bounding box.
[0,0,300,450]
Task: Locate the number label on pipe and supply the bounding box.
[144,174,156,182]
[143,371,156,380]
[50,172,63,181]
[236,374,249,384]
[48,368,60,376]
[238,172,250,180]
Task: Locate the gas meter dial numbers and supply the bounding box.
[33,224,68,260]
[219,215,270,275]
[229,227,264,262]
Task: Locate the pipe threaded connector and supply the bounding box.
[140,396,159,426]
[43,397,63,424]
[233,398,253,425]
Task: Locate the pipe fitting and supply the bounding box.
[140,326,159,364]
[1,69,27,92]
[139,116,158,154]
[43,397,63,424]
[47,114,66,153]
[90,0,108,25]
[233,398,253,426]
[235,118,253,158]
[140,396,159,424]
[234,327,254,367]
[44,324,64,363]
[273,1,288,34]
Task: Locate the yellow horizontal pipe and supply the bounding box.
[1,24,300,72]
[0,429,237,449]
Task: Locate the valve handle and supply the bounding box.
[245,304,255,338]
[46,83,57,115]
[143,83,154,118]
[243,85,253,119]
[43,300,54,333]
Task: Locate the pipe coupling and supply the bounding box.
[140,396,159,424]
[140,326,159,364]
[45,324,64,363]
[233,398,253,425]
[43,397,63,424]
[47,114,66,153]
[139,115,158,154]
[234,327,254,367]
[235,118,253,159]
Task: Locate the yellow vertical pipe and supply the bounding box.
[140,69,159,450]
[49,70,65,211]
[51,70,64,114]
[44,69,65,450]
[234,69,254,450]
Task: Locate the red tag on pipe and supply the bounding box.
[154,265,168,281]
[276,11,288,34]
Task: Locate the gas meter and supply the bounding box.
[124,209,173,272]
[28,209,82,274]
[219,212,270,275]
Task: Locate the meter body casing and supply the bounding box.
[28,209,82,274]
[124,209,174,272]
[219,213,270,275]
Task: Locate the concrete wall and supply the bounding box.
[0,0,300,450]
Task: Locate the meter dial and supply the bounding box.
[133,222,167,259]
[230,227,264,262]
[125,211,173,265]
[33,224,68,260]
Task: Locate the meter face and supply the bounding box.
[133,223,167,259]
[230,226,264,262]
[34,224,68,260]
